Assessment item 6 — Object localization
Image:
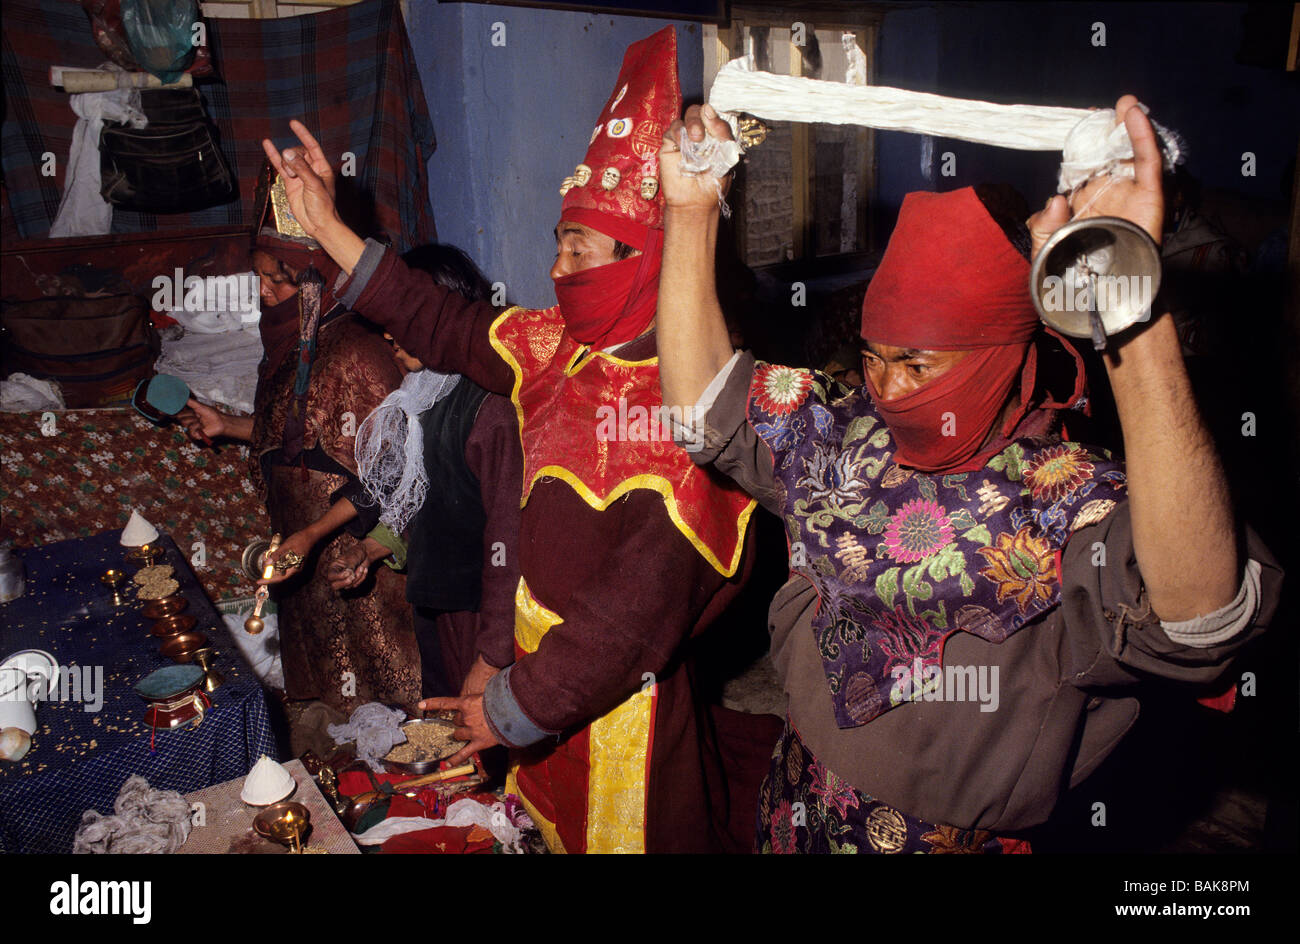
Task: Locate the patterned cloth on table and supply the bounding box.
[2,0,434,249]
[0,532,277,854]
[0,409,269,603]
[756,719,1031,854]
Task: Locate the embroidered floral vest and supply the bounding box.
[748,363,1128,728]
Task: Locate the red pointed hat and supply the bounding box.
[559,26,681,250]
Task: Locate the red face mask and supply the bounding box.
[553,227,663,351]
[865,342,1028,473]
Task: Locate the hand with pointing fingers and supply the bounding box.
[261,120,341,240]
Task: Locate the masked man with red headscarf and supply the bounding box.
[656,98,1281,852]
[260,28,759,853]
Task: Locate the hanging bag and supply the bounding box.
[99,87,235,213]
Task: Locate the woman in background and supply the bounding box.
[322,245,522,702]
[180,191,420,714]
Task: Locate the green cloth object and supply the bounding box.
[368,524,407,571]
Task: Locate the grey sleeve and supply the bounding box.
[675,350,783,515]
[1058,501,1282,689]
[482,664,555,748]
[335,238,389,310]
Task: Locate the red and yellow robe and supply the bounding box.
[348,251,755,853]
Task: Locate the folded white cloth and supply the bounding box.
[49,65,146,238]
[154,326,263,414]
[0,373,65,412]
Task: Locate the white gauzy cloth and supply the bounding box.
[355,368,463,535]
[328,702,409,773]
[72,775,192,854]
[49,66,146,238]
[705,57,1182,192]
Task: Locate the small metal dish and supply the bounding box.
[253,801,311,852]
[159,631,209,663]
[382,716,465,775]
[143,596,189,619]
[151,614,196,637]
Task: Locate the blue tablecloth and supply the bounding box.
[0,532,278,854]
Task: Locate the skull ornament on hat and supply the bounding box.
[558,25,681,250]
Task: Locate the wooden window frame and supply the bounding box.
[706,2,881,267]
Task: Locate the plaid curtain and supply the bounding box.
[2,0,435,251]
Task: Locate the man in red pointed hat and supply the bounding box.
[261,27,762,853]
[655,99,1281,852]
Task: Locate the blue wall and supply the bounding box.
[404,0,703,306]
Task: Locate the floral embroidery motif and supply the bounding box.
[769,799,797,854]
[753,364,814,416]
[921,824,996,854]
[798,444,870,509]
[976,527,1056,613]
[882,498,955,563]
[747,362,1126,728]
[1022,443,1095,504]
[872,604,942,661]
[809,758,861,820]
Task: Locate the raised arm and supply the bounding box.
[262,124,512,394]
[657,105,739,413]
[1028,96,1239,621]
[262,122,365,275]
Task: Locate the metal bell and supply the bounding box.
[1029,216,1162,350]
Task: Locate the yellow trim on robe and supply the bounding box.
[585,683,654,854]
[486,306,757,578]
[510,577,653,854]
[506,768,566,854]
[513,575,560,655]
[488,306,540,486]
[525,465,756,577]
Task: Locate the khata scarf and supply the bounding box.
[355,368,463,534]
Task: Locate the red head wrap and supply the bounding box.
[860,187,1083,472]
[553,26,680,350]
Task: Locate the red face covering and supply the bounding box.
[866,343,1029,472]
[861,188,1072,473]
[553,209,663,350]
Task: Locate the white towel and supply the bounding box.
[49,66,147,238]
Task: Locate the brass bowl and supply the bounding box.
[253,802,311,851]
[143,596,189,619]
[159,631,209,663]
[151,614,196,637]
